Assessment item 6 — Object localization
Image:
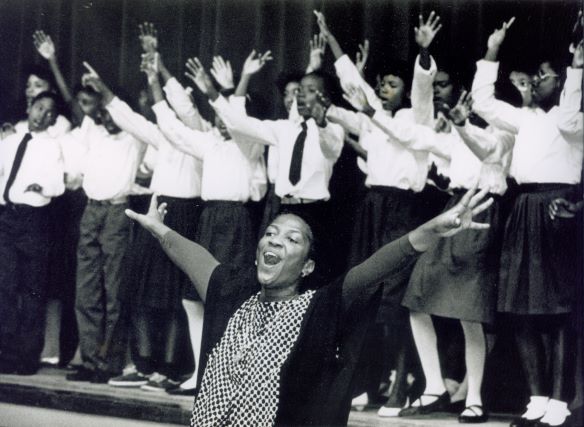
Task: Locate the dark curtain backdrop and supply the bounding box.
[0,0,579,122]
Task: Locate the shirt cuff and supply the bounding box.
[151,100,169,115]
[565,67,583,89]
[162,77,182,96]
[209,94,230,111]
[399,234,421,256]
[475,59,500,81]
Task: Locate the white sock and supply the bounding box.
[540,399,570,426]
[522,395,550,420]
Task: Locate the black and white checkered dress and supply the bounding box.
[191,290,316,426]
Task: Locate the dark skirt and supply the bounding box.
[497,184,579,315]
[402,192,504,324]
[348,186,429,324]
[125,196,203,310]
[183,200,255,300]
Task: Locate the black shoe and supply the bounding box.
[448,400,466,414]
[66,366,95,381]
[458,405,489,423]
[510,417,542,427]
[399,391,450,416]
[15,364,39,376]
[166,386,198,396]
[90,369,112,384]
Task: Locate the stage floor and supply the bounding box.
[0,367,512,426]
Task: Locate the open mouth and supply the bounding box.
[263,251,282,266]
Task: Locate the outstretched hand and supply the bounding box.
[139,22,159,53]
[210,56,234,89]
[313,10,332,39]
[431,187,492,237]
[355,39,369,76]
[487,17,515,50]
[448,90,473,126]
[185,57,217,98]
[125,194,169,238]
[307,34,327,72]
[33,30,56,60]
[414,11,442,49]
[242,50,273,76]
[342,84,372,113]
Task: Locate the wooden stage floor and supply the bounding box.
[0,367,512,426]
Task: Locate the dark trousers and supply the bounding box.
[75,202,130,372]
[0,205,51,371]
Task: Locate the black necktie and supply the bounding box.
[3,132,32,204]
[289,122,308,185]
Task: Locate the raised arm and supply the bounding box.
[306,34,327,74]
[471,18,524,134]
[234,50,273,97]
[314,10,343,60]
[343,187,493,304]
[343,84,452,158]
[557,40,583,139]
[33,31,73,103]
[411,12,441,126]
[126,195,219,302]
[186,57,280,146]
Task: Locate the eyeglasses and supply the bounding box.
[532,70,559,84]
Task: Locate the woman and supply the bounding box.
[125,187,491,426]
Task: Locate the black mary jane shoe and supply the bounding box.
[458,405,489,423]
[399,391,450,416]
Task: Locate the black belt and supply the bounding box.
[87,198,128,206]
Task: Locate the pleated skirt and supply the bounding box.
[497,183,579,315]
[402,192,504,324]
[348,186,429,324]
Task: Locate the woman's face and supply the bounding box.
[26,74,51,103]
[256,214,315,289]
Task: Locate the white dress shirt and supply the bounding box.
[330,54,432,192]
[472,60,583,184]
[70,116,145,201]
[0,128,65,206]
[152,100,263,202]
[163,77,213,132]
[105,96,203,198]
[210,96,344,200]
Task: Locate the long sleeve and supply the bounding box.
[228,96,265,161]
[317,121,344,160]
[371,111,452,159]
[411,54,437,126]
[163,77,212,131]
[106,97,166,148]
[334,54,383,111]
[159,230,220,302]
[326,104,368,136]
[557,67,583,140]
[151,100,215,160]
[471,60,526,134]
[342,235,420,309]
[210,95,280,146]
[454,121,513,161]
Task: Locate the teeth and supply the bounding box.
[263,251,281,266]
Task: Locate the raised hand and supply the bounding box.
[355,39,369,76]
[414,11,442,49]
[313,10,331,39]
[185,57,216,97]
[81,61,103,90]
[548,198,583,220]
[125,194,169,238]
[448,90,473,126]
[139,22,158,53]
[33,30,56,60]
[307,34,327,72]
[210,56,234,89]
[430,186,492,237]
[342,84,371,112]
[487,17,515,51]
[242,50,273,76]
[310,90,331,126]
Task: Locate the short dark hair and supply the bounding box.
[376,58,413,92]
[303,70,341,104]
[275,71,305,95]
[495,79,523,109]
[24,64,55,89]
[30,91,62,116]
